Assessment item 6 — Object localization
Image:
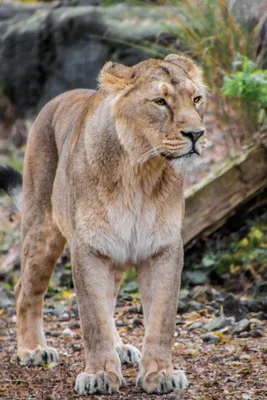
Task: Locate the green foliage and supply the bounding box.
[193,223,267,276]
[0,145,24,174]
[223,55,267,126]
[120,266,138,293]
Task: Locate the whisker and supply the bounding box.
[137,146,163,164]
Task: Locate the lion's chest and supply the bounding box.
[87,192,182,265]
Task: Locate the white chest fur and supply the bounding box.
[85,189,182,265]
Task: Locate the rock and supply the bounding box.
[62,328,74,337]
[208,301,220,310]
[177,300,189,314]
[117,293,133,302]
[59,271,74,288]
[69,322,80,330]
[44,303,66,316]
[50,331,60,338]
[0,3,179,117]
[230,0,263,28]
[184,271,209,286]
[72,343,81,352]
[242,299,261,313]
[122,280,139,294]
[256,13,267,69]
[191,286,219,304]
[223,294,248,321]
[203,315,235,332]
[58,312,71,321]
[188,321,203,331]
[0,292,14,308]
[254,282,267,299]
[116,301,124,308]
[202,333,221,344]
[232,318,251,334]
[255,311,267,320]
[249,329,264,338]
[179,288,190,301]
[191,286,208,303]
[187,300,204,312]
[132,318,143,327]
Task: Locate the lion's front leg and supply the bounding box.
[136,242,188,394]
[71,238,124,395]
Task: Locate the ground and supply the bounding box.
[1,288,266,400]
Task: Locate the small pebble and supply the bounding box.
[188,321,203,331]
[232,318,250,334]
[202,333,221,344]
[62,328,74,337]
[50,331,60,338]
[72,343,81,352]
[69,322,80,330]
[249,329,264,338]
[132,318,143,327]
[59,312,70,322]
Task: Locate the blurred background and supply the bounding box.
[0,2,267,398]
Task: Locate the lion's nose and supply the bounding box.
[180,129,204,143]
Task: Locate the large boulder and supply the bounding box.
[0,3,171,117]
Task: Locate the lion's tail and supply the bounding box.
[0,165,23,211]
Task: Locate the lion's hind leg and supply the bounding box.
[15,216,65,366]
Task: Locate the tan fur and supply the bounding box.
[15,55,207,394]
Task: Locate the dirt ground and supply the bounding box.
[0,286,266,400]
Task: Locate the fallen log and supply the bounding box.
[183,133,267,245]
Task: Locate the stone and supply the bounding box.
[255,312,267,320]
[179,288,190,301]
[249,329,264,338]
[242,299,261,313]
[62,328,74,337]
[187,301,204,312]
[203,315,234,332]
[223,294,248,321]
[230,0,263,28]
[58,312,70,322]
[132,318,143,327]
[202,333,221,344]
[184,271,209,286]
[254,282,267,299]
[0,3,179,117]
[177,300,189,314]
[43,303,66,316]
[232,318,251,335]
[69,322,80,330]
[192,286,218,304]
[208,301,220,310]
[59,271,74,288]
[50,331,60,338]
[72,343,81,352]
[188,321,203,331]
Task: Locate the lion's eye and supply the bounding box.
[154,98,167,106]
[194,96,202,104]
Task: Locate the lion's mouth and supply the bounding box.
[160,147,200,160]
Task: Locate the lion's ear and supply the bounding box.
[99,62,134,93]
[164,54,203,84]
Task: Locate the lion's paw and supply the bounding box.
[17,346,59,366]
[116,344,141,364]
[75,371,125,395]
[137,369,188,394]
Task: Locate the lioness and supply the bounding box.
[0,54,207,395]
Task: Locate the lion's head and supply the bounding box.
[99,54,207,165]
